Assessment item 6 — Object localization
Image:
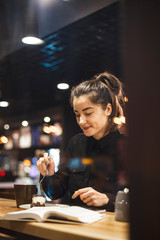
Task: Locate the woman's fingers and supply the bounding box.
[72,187,91,199]
[36,153,55,176]
[36,157,47,175]
[80,191,96,205]
[72,187,94,204]
[44,152,49,161]
[79,190,93,201]
[72,187,109,206]
[47,156,55,175]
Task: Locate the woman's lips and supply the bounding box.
[82,126,90,131]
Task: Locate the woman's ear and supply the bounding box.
[105,103,112,116]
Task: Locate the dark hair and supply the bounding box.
[70,72,125,132]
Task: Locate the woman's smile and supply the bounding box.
[82,126,90,131]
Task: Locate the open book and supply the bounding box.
[2,206,103,224]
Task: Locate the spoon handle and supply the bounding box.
[39,156,51,194]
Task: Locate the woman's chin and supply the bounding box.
[83,130,93,137]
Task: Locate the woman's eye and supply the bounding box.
[85,112,92,116]
[75,112,92,118]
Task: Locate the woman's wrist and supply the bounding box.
[102,193,109,205]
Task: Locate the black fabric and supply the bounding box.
[42,130,128,212]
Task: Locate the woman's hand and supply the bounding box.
[72,187,109,207]
[36,152,55,176]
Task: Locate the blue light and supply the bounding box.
[44,33,59,41]
[40,33,65,71]
[32,157,37,165]
[46,41,60,48]
[51,66,59,71]
[40,49,53,55]
[40,62,54,68]
[46,56,57,61]
[40,59,64,69]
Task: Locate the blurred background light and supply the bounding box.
[44,116,51,123]
[124,96,128,102]
[23,159,31,167]
[57,83,69,90]
[0,101,9,107]
[0,136,8,144]
[22,120,29,127]
[4,124,10,130]
[113,116,126,125]
[22,36,44,45]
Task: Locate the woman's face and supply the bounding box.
[73,95,111,140]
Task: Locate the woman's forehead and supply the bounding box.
[73,95,92,106]
[73,95,98,111]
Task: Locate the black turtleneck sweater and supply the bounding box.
[42,130,127,212]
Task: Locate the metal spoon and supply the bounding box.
[40,156,51,194]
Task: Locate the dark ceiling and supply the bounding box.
[0,0,123,130]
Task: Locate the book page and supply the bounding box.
[44,206,103,223]
[3,206,103,224]
[3,207,48,222]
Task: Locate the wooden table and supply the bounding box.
[0,198,129,240]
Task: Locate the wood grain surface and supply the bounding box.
[0,198,129,240]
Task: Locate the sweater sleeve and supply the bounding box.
[105,193,116,212]
[41,166,69,200]
[40,137,75,200]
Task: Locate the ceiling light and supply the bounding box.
[22,36,44,45]
[22,1,44,46]
[57,83,69,90]
[0,101,9,107]
[22,120,29,127]
[4,124,10,130]
[44,116,51,123]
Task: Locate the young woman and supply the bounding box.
[36,72,127,211]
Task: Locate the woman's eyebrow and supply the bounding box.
[82,107,94,111]
[74,107,94,113]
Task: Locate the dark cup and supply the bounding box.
[14,184,37,207]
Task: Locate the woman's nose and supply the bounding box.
[79,116,86,124]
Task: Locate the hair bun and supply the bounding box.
[97,73,122,96]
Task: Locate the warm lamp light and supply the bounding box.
[0,136,8,144]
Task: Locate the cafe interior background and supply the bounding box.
[0,0,160,239]
[0,0,123,191]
